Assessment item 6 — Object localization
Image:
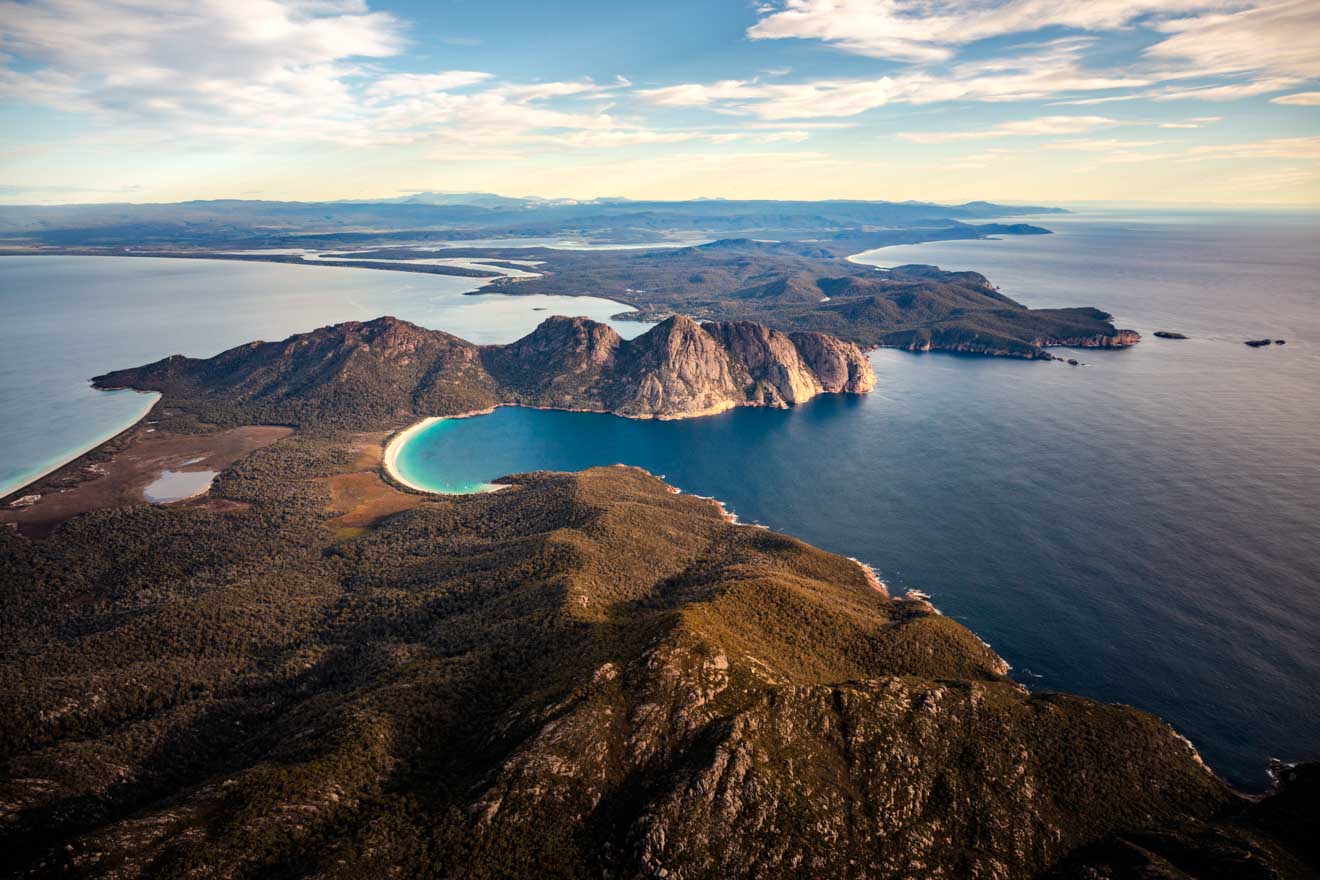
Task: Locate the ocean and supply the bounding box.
[3,210,1318,788]
[395,210,1320,789]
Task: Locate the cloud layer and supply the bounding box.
[0,0,1316,203]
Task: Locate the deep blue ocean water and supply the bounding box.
[2,212,1317,789]
[395,210,1320,789]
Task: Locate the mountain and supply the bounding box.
[333,192,586,209]
[472,241,1137,358]
[2,460,1313,878]
[0,196,1060,245]
[92,315,875,428]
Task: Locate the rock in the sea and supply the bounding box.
[1276,339,1287,345]
[1154,331,1188,339]
[1245,338,1273,347]
[1067,358,1079,366]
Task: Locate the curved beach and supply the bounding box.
[383,413,509,495]
[382,417,443,493]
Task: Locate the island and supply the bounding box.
[1154,330,1189,339]
[0,316,1313,879]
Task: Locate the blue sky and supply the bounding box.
[1,0,1318,205]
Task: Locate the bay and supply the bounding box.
[395,210,1320,789]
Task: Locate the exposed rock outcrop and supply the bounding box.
[94,314,877,428]
[605,316,750,417]
[703,320,825,405]
[789,328,877,393]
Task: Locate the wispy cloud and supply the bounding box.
[898,116,1119,144]
[1271,91,1320,106]
[748,0,1320,85]
[1158,116,1223,128]
[747,0,1228,63]
[1045,138,1169,151]
[1184,136,1320,161]
[639,41,1148,119]
[366,71,492,100]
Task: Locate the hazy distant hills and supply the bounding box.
[0,194,1063,245]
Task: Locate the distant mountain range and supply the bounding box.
[0,194,1064,247]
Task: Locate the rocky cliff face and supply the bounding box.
[788,328,877,393]
[696,320,821,405]
[604,316,751,417]
[492,315,877,418]
[96,315,877,428]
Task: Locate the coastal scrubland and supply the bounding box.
[1,430,1314,878]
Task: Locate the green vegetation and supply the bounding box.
[443,241,1136,357]
[1,417,1313,877]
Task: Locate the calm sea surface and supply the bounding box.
[0,256,645,495]
[2,212,1317,788]
[396,210,1320,789]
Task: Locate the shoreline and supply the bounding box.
[382,410,508,496]
[382,417,443,494]
[0,390,160,502]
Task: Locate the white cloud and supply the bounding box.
[1184,136,1320,160]
[1046,138,1169,150]
[747,0,1227,63]
[637,40,1150,119]
[534,128,809,148]
[740,0,1320,120]
[1149,78,1302,101]
[0,0,402,141]
[639,80,764,108]
[367,71,492,99]
[1272,91,1320,106]
[0,1,746,155]
[898,115,1119,143]
[747,0,1320,85]
[1157,116,1222,128]
[1147,0,1320,79]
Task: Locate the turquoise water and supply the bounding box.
[394,211,1320,790]
[0,256,646,497]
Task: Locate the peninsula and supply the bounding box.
[1,196,1140,359]
[0,314,1314,879]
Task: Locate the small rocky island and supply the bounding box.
[1154,330,1188,339]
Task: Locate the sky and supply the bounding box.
[1,0,1318,206]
